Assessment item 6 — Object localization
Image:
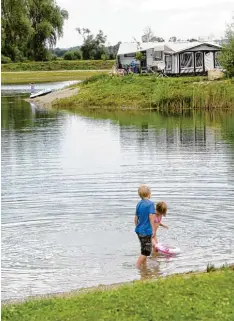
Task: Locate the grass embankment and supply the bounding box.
[1,70,108,84]
[2,268,234,321]
[54,74,234,112]
[1,60,114,72]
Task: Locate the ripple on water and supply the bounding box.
[1,96,234,300]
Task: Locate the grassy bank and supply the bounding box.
[54,74,234,112]
[1,70,107,84]
[1,60,114,72]
[2,268,234,321]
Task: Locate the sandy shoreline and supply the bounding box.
[25,86,79,107]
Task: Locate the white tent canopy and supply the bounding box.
[117,41,221,56]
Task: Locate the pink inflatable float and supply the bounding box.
[155,243,181,255]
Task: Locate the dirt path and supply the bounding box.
[25,87,79,107]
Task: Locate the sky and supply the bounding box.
[56,0,234,48]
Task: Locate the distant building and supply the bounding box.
[117,41,222,75]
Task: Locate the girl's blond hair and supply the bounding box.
[138,184,151,199]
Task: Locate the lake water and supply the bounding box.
[1,83,234,301]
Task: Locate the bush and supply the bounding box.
[1,55,12,64]
[64,50,82,60]
[101,53,109,60]
[82,73,110,85]
[219,37,234,77]
[63,51,74,60]
[51,54,57,61]
[73,51,82,60]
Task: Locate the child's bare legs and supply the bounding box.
[136,255,147,268]
[152,237,157,247]
[152,236,158,251]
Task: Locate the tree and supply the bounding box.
[142,26,154,42]
[1,0,33,61]
[1,0,68,61]
[169,36,177,42]
[151,36,165,42]
[142,26,164,42]
[219,16,234,77]
[27,0,68,61]
[76,28,107,59]
[52,47,69,57]
[106,42,121,59]
[187,38,198,42]
[135,51,144,72]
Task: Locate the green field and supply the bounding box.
[1,60,114,72]
[2,268,234,321]
[54,74,234,112]
[1,70,108,84]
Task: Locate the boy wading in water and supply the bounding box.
[135,185,156,268]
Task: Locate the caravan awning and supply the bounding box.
[153,44,165,51]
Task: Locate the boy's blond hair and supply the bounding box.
[138,184,151,199]
[156,201,167,215]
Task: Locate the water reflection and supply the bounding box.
[1,96,60,130]
[1,96,234,301]
[72,108,234,152]
[138,263,161,280]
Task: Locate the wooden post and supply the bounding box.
[202,52,205,73]
[213,51,216,69]
[194,52,196,74]
[178,53,181,74]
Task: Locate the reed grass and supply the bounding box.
[54,75,234,113]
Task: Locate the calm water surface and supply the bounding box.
[1,86,234,300]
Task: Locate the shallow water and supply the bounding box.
[1,80,79,95]
[1,91,234,300]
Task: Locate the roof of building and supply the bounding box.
[166,41,221,53]
[117,41,221,55]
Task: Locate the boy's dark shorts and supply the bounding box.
[137,233,152,256]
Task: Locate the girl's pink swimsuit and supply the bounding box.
[154,215,162,224]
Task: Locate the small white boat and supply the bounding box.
[30,89,52,99]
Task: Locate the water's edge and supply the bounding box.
[3,264,233,306]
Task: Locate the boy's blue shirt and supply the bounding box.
[135,199,155,236]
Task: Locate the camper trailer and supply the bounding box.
[117,41,222,75]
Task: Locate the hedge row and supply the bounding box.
[2,60,115,72]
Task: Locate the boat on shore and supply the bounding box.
[30,89,52,99]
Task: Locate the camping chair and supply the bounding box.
[141,67,148,74]
[156,62,168,78]
[147,66,156,74]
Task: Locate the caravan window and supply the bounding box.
[195,52,203,68]
[214,52,221,68]
[165,55,172,70]
[124,53,136,57]
[180,52,193,68]
[153,51,163,61]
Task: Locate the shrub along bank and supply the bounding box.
[1,60,114,72]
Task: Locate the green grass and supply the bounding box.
[54,74,234,112]
[2,268,234,321]
[1,60,114,72]
[1,70,108,84]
